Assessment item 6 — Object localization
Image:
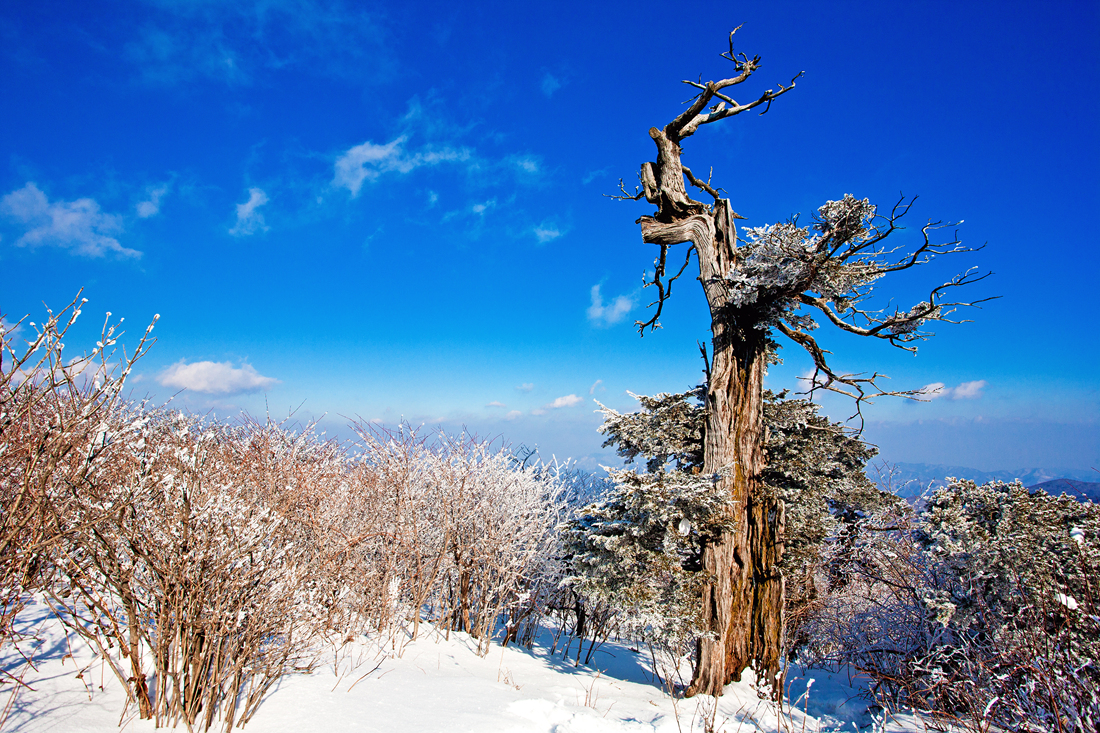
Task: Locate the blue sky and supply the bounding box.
[1,0,1097,472]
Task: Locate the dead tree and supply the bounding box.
[614,28,991,696]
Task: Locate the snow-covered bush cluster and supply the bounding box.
[50,409,333,730]
[0,296,155,690]
[804,479,1099,732]
[303,424,566,656]
[45,413,568,732]
[0,299,568,731]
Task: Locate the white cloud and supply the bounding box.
[0,182,138,258]
[952,380,988,399]
[919,380,988,400]
[333,137,403,196]
[547,394,582,409]
[587,284,633,327]
[516,383,534,392]
[582,168,609,185]
[530,408,546,416]
[541,72,562,97]
[440,197,499,224]
[533,222,563,244]
[333,136,470,197]
[229,188,269,236]
[511,155,540,174]
[919,381,946,397]
[158,360,280,394]
[589,379,603,395]
[471,199,496,215]
[136,183,170,218]
[487,401,507,408]
[505,410,522,420]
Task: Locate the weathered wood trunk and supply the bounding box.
[692,318,783,697]
[639,195,785,698]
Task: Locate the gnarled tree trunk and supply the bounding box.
[639,204,785,697]
[695,318,782,697]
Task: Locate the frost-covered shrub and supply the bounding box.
[917,479,1099,730]
[0,295,154,692]
[427,434,565,653]
[50,410,333,732]
[306,425,566,656]
[560,389,732,659]
[805,479,1100,732]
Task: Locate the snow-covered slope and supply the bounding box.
[2,598,934,733]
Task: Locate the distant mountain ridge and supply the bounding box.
[1027,479,1100,504]
[875,462,1099,502]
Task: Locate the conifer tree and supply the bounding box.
[562,389,893,682]
[611,28,988,693]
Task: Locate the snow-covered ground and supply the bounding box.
[2,598,935,732]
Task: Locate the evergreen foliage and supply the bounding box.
[560,387,889,660]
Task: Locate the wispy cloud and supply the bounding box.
[509,155,540,175]
[333,136,470,197]
[229,188,269,236]
[0,182,138,258]
[546,394,582,409]
[470,199,496,215]
[516,383,534,392]
[587,284,633,327]
[541,72,562,97]
[124,1,391,87]
[136,183,170,218]
[487,400,507,408]
[158,360,280,395]
[582,168,609,185]
[333,137,401,196]
[919,380,988,400]
[533,221,563,244]
[589,379,603,395]
[505,410,522,420]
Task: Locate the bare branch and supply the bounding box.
[681,167,744,216]
[775,321,929,431]
[676,72,802,139]
[796,268,996,352]
[635,240,697,335]
[606,178,645,202]
[698,341,712,384]
[659,27,802,142]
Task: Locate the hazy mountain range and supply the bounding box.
[876,462,1100,502]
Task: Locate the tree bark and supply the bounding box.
[693,317,780,697]
[639,200,785,698]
